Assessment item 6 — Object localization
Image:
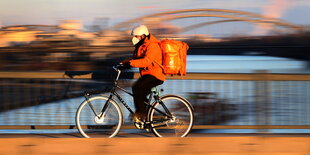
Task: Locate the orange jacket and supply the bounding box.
[129,34,165,81]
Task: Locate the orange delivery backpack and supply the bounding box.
[155,39,189,76]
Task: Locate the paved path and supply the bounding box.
[1,133,310,154]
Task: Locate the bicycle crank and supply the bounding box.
[134,121,145,130]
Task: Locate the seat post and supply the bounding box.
[151,87,160,96]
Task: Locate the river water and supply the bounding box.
[187,55,308,73]
[1,55,310,133]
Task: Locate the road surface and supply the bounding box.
[1,132,310,155]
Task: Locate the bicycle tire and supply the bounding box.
[148,95,194,137]
[75,95,123,138]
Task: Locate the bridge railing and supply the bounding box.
[1,71,310,131]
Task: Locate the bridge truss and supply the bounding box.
[110,9,307,36]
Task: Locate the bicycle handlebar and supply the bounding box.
[113,62,131,71]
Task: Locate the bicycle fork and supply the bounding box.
[84,93,110,122]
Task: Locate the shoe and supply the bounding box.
[130,113,147,130]
[131,112,146,122]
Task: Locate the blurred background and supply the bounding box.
[1,0,310,134]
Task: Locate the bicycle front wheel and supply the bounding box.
[75,95,123,138]
[148,95,194,137]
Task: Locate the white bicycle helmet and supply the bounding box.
[131,25,149,36]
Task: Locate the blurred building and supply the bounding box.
[0,27,40,47]
[0,20,97,48]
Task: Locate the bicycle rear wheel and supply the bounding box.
[75,95,123,138]
[148,95,194,137]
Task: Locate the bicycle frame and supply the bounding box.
[83,66,173,121]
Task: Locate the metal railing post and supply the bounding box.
[254,70,270,132]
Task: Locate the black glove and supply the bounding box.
[118,61,132,70]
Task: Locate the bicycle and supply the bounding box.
[75,64,194,138]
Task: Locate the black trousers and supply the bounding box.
[132,75,164,115]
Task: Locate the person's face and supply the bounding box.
[132,34,146,45]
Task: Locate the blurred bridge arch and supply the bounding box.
[110,8,307,35]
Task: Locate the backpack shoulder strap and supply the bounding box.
[153,59,164,69]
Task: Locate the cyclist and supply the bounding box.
[121,25,165,122]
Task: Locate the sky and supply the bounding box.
[0,0,310,36]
